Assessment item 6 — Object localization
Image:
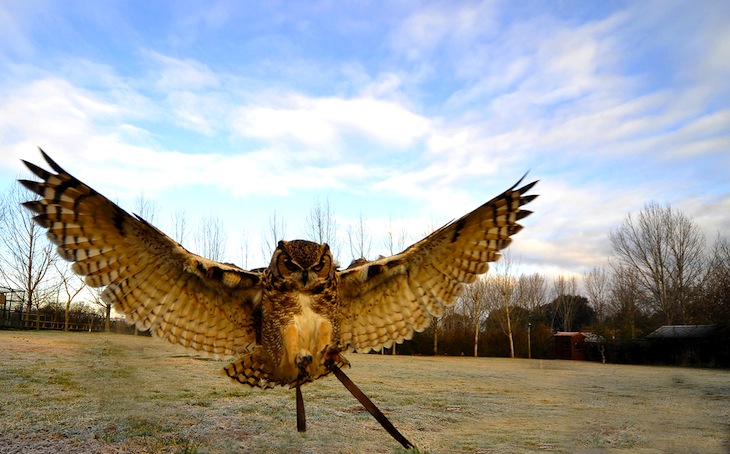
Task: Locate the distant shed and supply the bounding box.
[646,325,718,366]
[552,331,586,361]
[646,325,716,339]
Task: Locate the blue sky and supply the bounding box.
[1,0,728,279]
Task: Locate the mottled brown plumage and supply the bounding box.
[20,149,537,391]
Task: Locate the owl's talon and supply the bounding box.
[323,343,350,370]
[296,352,313,378]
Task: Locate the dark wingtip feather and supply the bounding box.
[516,209,533,221]
[38,148,67,175]
[508,225,524,236]
[516,178,539,195]
[509,171,533,190]
[32,214,53,228]
[21,200,44,214]
[18,179,43,196]
[520,194,539,206]
[21,160,52,180]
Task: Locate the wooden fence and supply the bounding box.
[0,308,145,335]
[0,308,102,331]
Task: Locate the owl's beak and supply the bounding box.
[300,270,309,286]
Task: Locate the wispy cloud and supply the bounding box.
[0,0,728,274]
[147,52,220,91]
[232,94,430,151]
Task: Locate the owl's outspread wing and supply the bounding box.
[337,177,537,352]
[20,150,262,358]
[18,150,535,446]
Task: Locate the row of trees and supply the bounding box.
[2,178,729,363]
[404,202,729,359]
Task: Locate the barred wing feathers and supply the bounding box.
[20,150,262,358]
[337,178,537,352]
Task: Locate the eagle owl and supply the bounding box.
[20,150,537,434]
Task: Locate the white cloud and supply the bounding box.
[675,194,730,242]
[0,2,35,58]
[147,52,219,91]
[701,27,730,82]
[0,78,121,165]
[232,94,430,150]
[166,90,224,135]
[2,0,729,279]
[513,179,642,277]
[234,103,337,148]
[391,2,499,61]
[0,74,361,202]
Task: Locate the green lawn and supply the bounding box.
[0,330,728,453]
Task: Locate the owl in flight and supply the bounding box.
[20,150,537,446]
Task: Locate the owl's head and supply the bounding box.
[269,239,335,290]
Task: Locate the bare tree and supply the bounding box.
[460,278,488,357]
[0,190,7,228]
[383,217,409,255]
[552,275,579,331]
[89,286,111,332]
[306,196,337,243]
[196,215,228,262]
[0,183,57,327]
[583,266,610,324]
[702,234,730,327]
[515,272,548,358]
[305,196,339,262]
[238,230,251,269]
[610,202,706,324]
[262,211,287,262]
[517,272,549,315]
[170,208,189,245]
[54,261,87,331]
[484,252,523,358]
[134,192,158,224]
[347,213,371,264]
[608,264,645,339]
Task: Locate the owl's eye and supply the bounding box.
[312,256,329,273]
[282,257,301,272]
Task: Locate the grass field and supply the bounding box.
[0,331,728,453]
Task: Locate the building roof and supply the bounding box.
[646,325,716,339]
[553,331,583,337]
[552,331,604,342]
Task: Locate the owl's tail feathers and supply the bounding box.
[223,351,349,390]
[223,353,278,389]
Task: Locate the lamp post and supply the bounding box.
[528,322,532,359]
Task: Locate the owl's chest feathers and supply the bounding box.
[291,294,330,352]
[261,290,338,381]
[264,289,339,336]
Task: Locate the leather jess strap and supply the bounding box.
[329,364,414,449]
[295,365,414,450]
[296,379,306,433]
